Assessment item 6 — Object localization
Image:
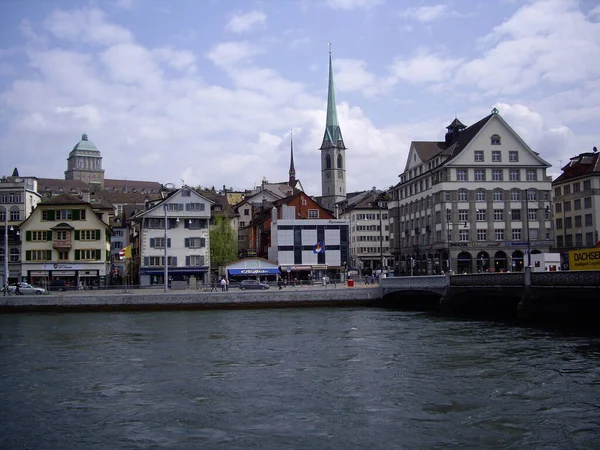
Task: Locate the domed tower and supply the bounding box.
[65,133,105,187]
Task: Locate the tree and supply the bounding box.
[210,215,238,270]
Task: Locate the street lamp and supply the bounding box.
[377,192,390,279]
[524,189,551,269]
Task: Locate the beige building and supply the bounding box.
[552,148,600,259]
[19,193,112,288]
[389,108,553,275]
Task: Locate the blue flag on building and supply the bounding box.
[313,241,325,254]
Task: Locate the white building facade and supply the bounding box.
[132,187,213,287]
[389,108,553,275]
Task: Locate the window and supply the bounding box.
[8,192,22,203]
[509,169,520,182]
[10,209,19,221]
[585,214,593,226]
[574,215,582,227]
[510,190,520,201]
[555,218,563,229]
[566,234,573,247]
[565,217,572,228]
[575,233,583,247]
[9,248,19,263]
[58,251,69,260]
[186,237,205,248]
[492,151,501,162]
[491,134,501,145]
[584,197,592,208]
[494,209,504,221]
[554,187,561,197]
[459,229,469,241]
[564,185,571,195]
[527,190,537,201]
[530,228,539,240]
[476,209,486,221]
[458,190,468,201]
[56,230,67,240]
[492,169,503,181]
[166,203,183,212]
[181,190,191,197]
[445,192,451,202]
[148,256,173,266]
[555,203,562,213]
[586,232,594,246]
[574,199,581,210]
[57,209,73,220]
[493,189,503,201]
[458,210,468,221]
[573,182,580,193]
[29,250,50,261]
[151,237,171,248]
[80,229,99,240]
[301,197,307,206]
[526,169,537,181]
[189,255,205,266]
[512,229,521,240]
[186,203,205,211]
[564,201,571,212]
[244,208,250,215]
[583,180,591,191]
[511,209,521,220]
[528,209,538,220]
[30,231,47,241]
[477,229,487,241]
[475,169,486,181]
[509,151,519,162]
[476,190,486,201]
[457,169,468,181]
[308,209,319,219]
[495,229,504,241]
[474,151,484,162]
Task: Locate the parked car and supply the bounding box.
[48,279,67,292]
[8,283,46,295]
[239,279,270,290]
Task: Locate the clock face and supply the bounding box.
[325,171,331,179]
[337,171,343,179]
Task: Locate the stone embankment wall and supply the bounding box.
[0,287,382,313]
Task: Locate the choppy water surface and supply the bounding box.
[1,308,599,449]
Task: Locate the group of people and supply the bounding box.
[210,277,230,292]
[2,282,24,296]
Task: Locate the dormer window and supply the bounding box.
[491,134,501,145]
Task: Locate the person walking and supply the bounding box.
[15,283,23,295]
[2,282,10,296]
[220,278,226,292]
[210,279,217,292]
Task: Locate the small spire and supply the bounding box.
[289,130,296,185]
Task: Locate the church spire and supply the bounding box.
[289,130,296,186]
[320,44,345,150]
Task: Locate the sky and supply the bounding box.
[1,0,599,196]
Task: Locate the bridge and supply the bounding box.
[379,270,600,321]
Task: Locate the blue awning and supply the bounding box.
[228,268,280,275]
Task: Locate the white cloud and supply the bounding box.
[44,8,133,45]
[206,41,264,69]
[389,52,463,84]
[400,5,449,22]
[325,0,383,11]
[225,11,267,33]
[334,58,395,97]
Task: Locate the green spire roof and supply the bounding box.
[320,49,346,150]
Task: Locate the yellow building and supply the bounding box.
[19,193,112,289]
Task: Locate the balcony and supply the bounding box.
[53,238,72,249]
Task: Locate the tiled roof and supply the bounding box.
[553,151,600,183]
[40,193,87,205]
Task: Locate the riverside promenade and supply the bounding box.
[0,283,381,313]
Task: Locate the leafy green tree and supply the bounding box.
[210,215,238,269]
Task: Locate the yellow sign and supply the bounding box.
[568,249,600,271]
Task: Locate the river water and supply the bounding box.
[1,308,599,449]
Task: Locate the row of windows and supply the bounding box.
[457,168,536,182]
[557,233,596,248]
[0,193,22,203]
[0,248,20,263]
[143,255,205,266]
[41,209,87,221]
[25,249,105,261]
[554,180,592,197]
[401,229,546,242]
[354,213,388,221]
[0,209,21,221]
[148,237,206,248]
[145,218,208,229]
[473,150,519,163]
[26,229,102,241]
[356,247,390,254]
[164,203,207,212]
[555,214,594,229]
[555,197,593,212]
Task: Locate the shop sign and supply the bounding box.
[449,242,468,247]
[30,271,49,277]
[52,263,76,269]
[569,249,600,271]
[53,271,76,276]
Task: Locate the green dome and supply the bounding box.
[71,133,99,153]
